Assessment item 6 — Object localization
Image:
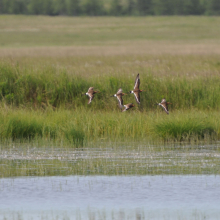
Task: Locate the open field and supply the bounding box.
[1,15,220,54]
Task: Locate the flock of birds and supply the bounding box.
[83,73,172,114]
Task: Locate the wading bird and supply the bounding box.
[111,88,127,110]
[157,98,172,114]
[122,103,135,112]
[82,87,100,104]
[130,73,143,104]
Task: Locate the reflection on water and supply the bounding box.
[1,175,220,219]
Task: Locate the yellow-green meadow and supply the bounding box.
[1,17,220,220]
[1,16,220,144]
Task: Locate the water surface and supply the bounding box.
[1,143,220,176]
[1,175,220,219]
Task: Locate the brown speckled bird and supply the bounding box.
[111,88,127,109]
[157,98,172,114]
[130,73,143,104]
[122,103,135,112]
[83,87,99,104]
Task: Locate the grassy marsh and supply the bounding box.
[0,108,219,144]
[1,56,220,111]
[1,142,220,177]
[0,16,220,177]
[0,16,220,144]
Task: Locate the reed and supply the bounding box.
[0,109,86,146]
[0,107,218,144]
[0,59,220,112]
[154,112,216,142]
[1,141,220,177]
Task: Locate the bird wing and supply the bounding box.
[122,103,134,112]
[87,94,94,104]
[159,103,169,114]
[123,104,129,111]
[161,99,167,104]
[117,88,123,94]
[133,92,140,104]
[116,95,123,108]
[134,74,140,90]
[88,87,94,93]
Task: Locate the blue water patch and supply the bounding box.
[0,175,220,219]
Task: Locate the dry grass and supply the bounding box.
[1,52,220,80]
[1,16,220,52]
[1,40,220,58]
[1,16,220,80]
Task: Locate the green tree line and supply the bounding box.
[0,0,220,16]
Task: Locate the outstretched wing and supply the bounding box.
[87,94,94,104]
[88,87,94,93]
[134,73,140,90]
[122,103,134,112]
[117,88,123,94]
[161,98,166,104]
[159,103,169,114]
[122,104,129,112]
[133,92,140,104]
[116,95,123,109]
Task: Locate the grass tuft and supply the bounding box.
[64,125,85,147]
[155,115,216,141]
[5,115,43,140]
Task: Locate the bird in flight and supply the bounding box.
[111,88,127,110]
[83,87,100,104]
[122,103,135,112]
[130,73,143,104]
[157,98,172,114]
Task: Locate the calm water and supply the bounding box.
[1,175,220,220]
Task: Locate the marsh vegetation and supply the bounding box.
[0,16,220,178]
[1,14,220,220]
[0,16,220,144]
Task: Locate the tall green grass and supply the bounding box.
[0,109,85,146]
[155,114,216,142]
[0,57,220,144]
[0,59,220,111]
[0,107,219,144]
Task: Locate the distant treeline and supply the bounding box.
[0,0,220,16]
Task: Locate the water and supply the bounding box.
[1,143,220,176]
[1,175,220,220]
